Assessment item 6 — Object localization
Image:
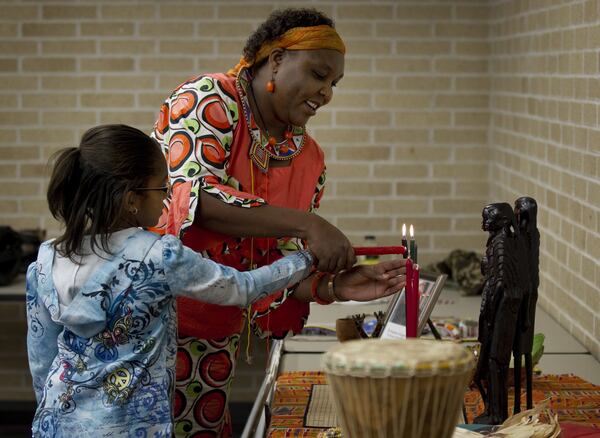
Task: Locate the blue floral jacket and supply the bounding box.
[26,229,312,437]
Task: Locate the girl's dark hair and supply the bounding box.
[243,8,335,65]
[47,124,164,260]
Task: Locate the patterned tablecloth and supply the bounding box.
[267,372,600,437]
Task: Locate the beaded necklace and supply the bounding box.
[235,69,306,173]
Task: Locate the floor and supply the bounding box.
[0,401,253,438]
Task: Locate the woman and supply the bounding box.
[152,8,397,437]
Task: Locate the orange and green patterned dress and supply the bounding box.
[152,69,326,437]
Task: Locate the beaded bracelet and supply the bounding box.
[311,272,333,305]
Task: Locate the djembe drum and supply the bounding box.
[322,339,474,438]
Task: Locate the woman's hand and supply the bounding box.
[334,258,407,302]
[198,194,355,273]
[305,214,356,273]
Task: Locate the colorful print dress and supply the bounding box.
[26,229,313,437]
[152,70,326,436]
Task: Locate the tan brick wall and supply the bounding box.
[488,0,600,359]
[0,0,491,267]
[1,0,596,405]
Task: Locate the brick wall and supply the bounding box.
[488,0,600,359]
[0,0,597,405]
[0,0,491,263]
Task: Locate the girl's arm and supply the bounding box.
[162,235,314,306]
[25,263,61,403]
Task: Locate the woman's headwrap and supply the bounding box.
[227,24,346,76]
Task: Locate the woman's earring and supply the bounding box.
[266,74,275,93]
[130,206,138,215]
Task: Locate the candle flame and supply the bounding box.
[409,224,414,238]
[402,223,407,237]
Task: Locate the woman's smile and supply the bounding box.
[305,100,320,115]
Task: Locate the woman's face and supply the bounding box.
[270,49,344,127]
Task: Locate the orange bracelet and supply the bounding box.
[311,272,333,305]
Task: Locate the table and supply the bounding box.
[264,371,600,437]
[242,286,600,437]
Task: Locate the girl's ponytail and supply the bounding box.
[47,147,88,258]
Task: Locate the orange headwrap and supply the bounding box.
[227,25,346,76]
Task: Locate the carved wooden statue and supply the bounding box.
[512,197,540,413]
[474,203,526,424]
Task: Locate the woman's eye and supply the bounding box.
[313,71,326,80]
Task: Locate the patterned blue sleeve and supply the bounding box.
[161,235,313,306]
[25,262,62,404]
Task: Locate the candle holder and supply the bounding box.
[335,312,386,342]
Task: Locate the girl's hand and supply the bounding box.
[333,258,407,302]
[305,214,356,273]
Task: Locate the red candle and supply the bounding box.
[353,246,406,256]
[405,258,417,338]
[413,264,420,335]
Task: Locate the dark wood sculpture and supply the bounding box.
[474,202,526,424]
[512,197,540,413]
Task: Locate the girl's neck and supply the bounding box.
[110,216,138,233]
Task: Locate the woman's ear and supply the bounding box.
[268,48,285,72]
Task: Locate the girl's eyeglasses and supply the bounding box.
[135,185,170,194]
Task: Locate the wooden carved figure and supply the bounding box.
[512,197,540,414]
[474,203,525,424]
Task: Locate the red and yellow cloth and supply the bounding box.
[465,373,600,428]
[269,372,329,438]
[267,372,600,437]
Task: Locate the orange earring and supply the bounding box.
[266,79,275,93]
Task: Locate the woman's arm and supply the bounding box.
[198,191,354,272]
[293,258,407,303]
[155,75,355,272]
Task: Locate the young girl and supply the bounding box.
[26,124,405,437]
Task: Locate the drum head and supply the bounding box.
[322,338,474,378]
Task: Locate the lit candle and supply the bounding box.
[409,224,415,260]
[401,223,408,259]
[405,258,418,338]
[412,243,418,264]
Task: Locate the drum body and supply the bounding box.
[322,339,474,438]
